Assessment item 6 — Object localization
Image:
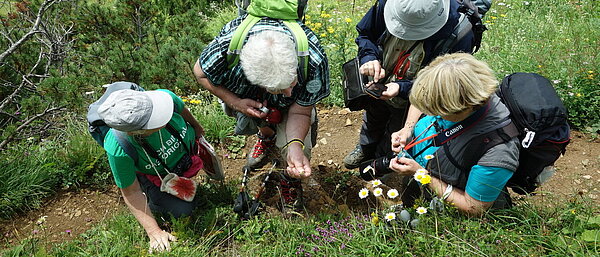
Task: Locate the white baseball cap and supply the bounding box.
[384,0,451,40]
[98,89,173,132]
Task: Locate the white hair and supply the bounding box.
[240,30,298,91]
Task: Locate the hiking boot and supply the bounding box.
[343,144,366,169]
[278,175,303,213]
[246,134,275,169]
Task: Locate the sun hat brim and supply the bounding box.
[384,0,451,41]
[141,90,173,130]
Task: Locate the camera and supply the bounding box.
[358,150,413,181]
[359,152,396,181]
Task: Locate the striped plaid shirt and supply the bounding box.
[199,16,330,108]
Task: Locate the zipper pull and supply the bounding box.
[522,128,535,148]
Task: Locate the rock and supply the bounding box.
[319,138,328,145]
[400,210,411,222]
[327,160,333,165]
[582,175,592,179]
[338,108,351,115]
[582,159,590,166]
[410,219,420,228]
[345,118,352,126]
[574,179,582,184]
[325,132,331,137]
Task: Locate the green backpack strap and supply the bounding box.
[227,15,261,69]
[227,15,309,81]
[282,20,309,82]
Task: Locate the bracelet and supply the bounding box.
[442,184,453,201]
[283,138,305,150]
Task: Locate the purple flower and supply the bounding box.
[32,229,39,235]
[341,243,346,249]
[66,229,72,234]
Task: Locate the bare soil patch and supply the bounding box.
[2,107,599,246]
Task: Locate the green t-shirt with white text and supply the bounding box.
[103,89,196,188]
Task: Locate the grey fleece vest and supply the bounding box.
[425,95,520,190]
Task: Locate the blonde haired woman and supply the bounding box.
[390,53,520,216]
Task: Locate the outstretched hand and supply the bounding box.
[147,228,177,254]
[286,145,312,179]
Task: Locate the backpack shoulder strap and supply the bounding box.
[113,129,139,166]
[282,20,309,81]
[227,15,262,69]
[297,0,309,20]
[429,12,472,58]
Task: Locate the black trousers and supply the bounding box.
[359,100,409,160]
[136,174,199,218]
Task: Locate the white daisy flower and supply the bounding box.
[373,187,383,197]
[416,207,428,215]
[387,189,399,199]
[358,188,369,199]
[424,155,435,160]
[415,168,428,175]
[362,165,374,174]
[371,179,382,187]
[384,212,396,221]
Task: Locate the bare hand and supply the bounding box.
[380,82,399,100]
[232,99,268,119]
[286,145,311,179]
[147,229,177,254]
[389,157,421,176]
[391,127,413,153]
[359,60,385,82]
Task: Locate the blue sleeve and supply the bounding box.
[355,0,387,65]
[392,79,413,100]
[465,165,514,202]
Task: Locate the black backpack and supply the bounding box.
[87,82,143,165]
[461,73,570,195]
[430,0,492,57]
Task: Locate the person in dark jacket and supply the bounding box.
[389,53,519,216]
[343,0,475,169]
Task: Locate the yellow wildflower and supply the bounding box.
[345,18,352,23]
[420,175,431,185]
[313,22,322,29]
[371,215,380,225]
[327,26,335,34]
[320,33,327,38]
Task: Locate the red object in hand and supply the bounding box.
[265,107,282,124]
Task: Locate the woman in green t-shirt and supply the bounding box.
[98,88,205,253]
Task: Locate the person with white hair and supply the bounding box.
[193,17,329,212]
[344,0,478,170]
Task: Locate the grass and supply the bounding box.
[3,191,598,256]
